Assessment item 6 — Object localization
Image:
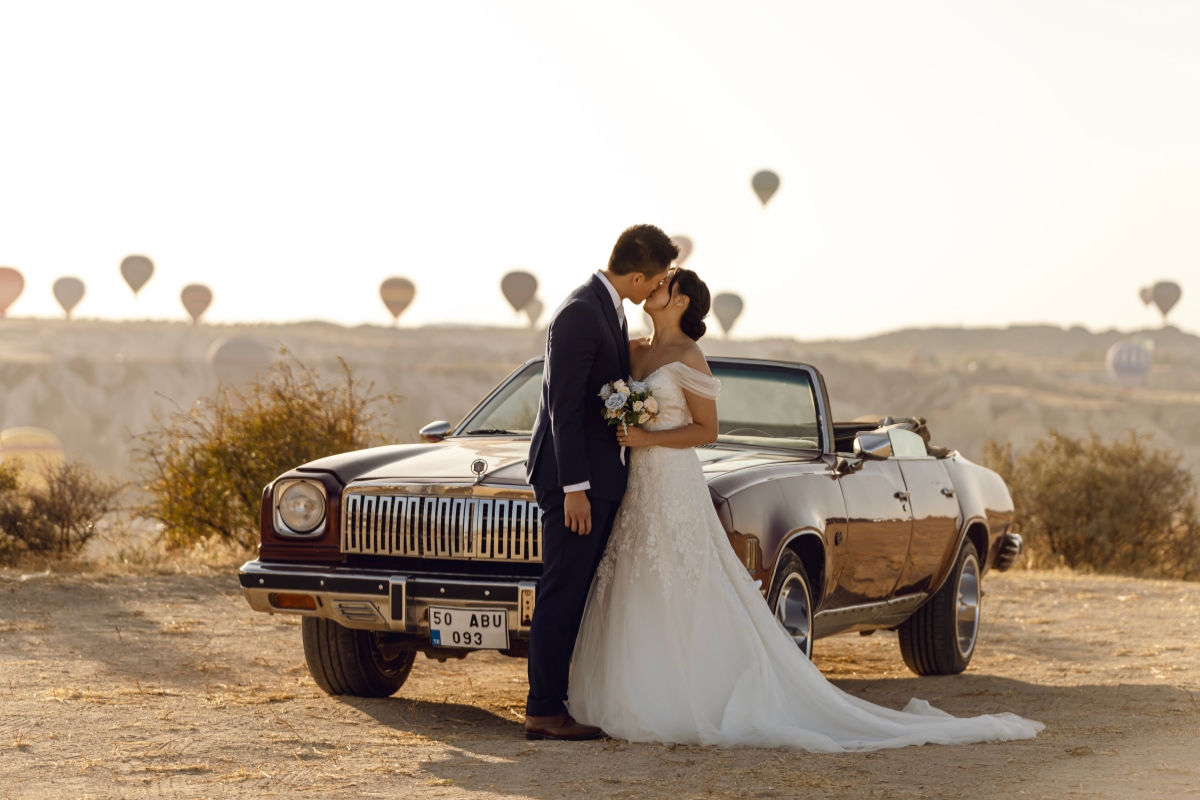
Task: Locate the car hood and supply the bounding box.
[297,437,813,488]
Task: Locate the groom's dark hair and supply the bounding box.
[608,224,679,277]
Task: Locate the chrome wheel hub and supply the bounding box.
[369,632,408,676]
[775,571,812,658]
[955,554,981,658]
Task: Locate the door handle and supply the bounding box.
[894,491,910,500]
[941,488,956,498]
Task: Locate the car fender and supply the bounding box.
[929,453,1015,594]
[713,467,845,607]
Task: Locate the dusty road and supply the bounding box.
[2,567,1198,799]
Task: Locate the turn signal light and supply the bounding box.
[269,592,317,611]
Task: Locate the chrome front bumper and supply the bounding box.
[238,560,537,638]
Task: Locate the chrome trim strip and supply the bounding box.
[389,576,407,632]
[811,592,929,637]
[814,593,929,621]
[345,482,537,499]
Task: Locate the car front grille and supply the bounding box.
[341,494,542,563]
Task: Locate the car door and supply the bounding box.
[892,431,962,596]
[830,459,913,607]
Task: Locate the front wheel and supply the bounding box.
[302,617,416,697]
[767,551,814,659]
[898,540,981,676]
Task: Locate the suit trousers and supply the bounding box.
[526,486,620,718]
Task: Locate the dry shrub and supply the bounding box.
[0,459,124,564]
[984,431,1200,579]
[135,355,395,549]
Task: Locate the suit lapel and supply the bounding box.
[589,276,628,378]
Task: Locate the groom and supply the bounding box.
[524,224,678,740]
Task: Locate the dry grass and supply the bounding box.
[986,431,1200,579]
[4,569,1200,798]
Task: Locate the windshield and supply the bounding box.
[710,364,821,450]
[457,360,822,451]
[458,362,544,435]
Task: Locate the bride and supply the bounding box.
[567,267,1043,751]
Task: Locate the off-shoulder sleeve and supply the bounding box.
[659,361,721,400]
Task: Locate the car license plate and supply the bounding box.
[428,607,509,649]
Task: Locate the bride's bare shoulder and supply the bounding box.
[680,343,713,376]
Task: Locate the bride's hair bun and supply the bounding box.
[669,268,711,341]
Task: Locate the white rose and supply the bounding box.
[633,400,644,412]
[643,397,659,414]
[638,412,651,425]
[613,380,629,394]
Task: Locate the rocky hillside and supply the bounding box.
[2,318,1198,476]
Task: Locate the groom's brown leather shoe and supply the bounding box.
[523,713,605,741]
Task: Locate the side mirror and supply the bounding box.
[833,456,865,476]
[853,433,892,460]
[419,420,452,443]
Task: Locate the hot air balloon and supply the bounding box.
[1139,286,1153,306]
[672,236,694,266]
[1106,340,1153,388]
[526,297,545,327]
[751,170,780,206]
[501,271,538,313]
[120,255,154,296]
[207,336,274,386]
[0,426,65,486]
[181,284,212,324]
[53,277,85,318]
[712,292,744,337]
[1151,281,1182,320]
[380,277,416,324]
[0,267,23,318]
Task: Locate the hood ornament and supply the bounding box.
[470,459,488,481]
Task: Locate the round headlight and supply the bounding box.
[278,481,325,533]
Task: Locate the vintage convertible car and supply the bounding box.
[239,357,1023,697]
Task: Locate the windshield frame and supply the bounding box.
[450,356,832,455]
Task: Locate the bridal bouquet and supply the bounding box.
[599,379,659,465]
[599,378,659,427]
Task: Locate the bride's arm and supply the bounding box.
[616,351,718,449]
[620,391,717,449]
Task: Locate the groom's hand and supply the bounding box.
[563,490,592,536]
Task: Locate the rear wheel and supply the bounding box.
[767,551,814,659]
[898,541,981,676]
[302,617,416,697]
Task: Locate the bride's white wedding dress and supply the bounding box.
[568,361,1043,751]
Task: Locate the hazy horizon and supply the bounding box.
[1,1,1197,339]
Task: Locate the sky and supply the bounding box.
[0,1,1197,340]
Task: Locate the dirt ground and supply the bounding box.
[2,567,1198,799]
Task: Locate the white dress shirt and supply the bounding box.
[564,272,625,494]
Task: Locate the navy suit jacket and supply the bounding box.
[527,275,630,502]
